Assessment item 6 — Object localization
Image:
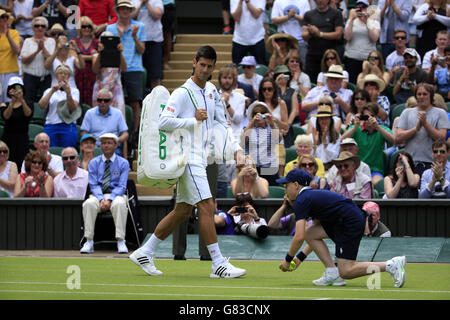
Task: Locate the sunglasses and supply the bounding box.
[97,98,111,103]
[0,149,8,154]
[262,87,273,92]
[62,155,77,161]
[0,15,9,19]
[336,163,351,170]
[32,160,42,165]
[364,82,378,87]
[300,163,315,168]
[325,56,336,61]
[433,150,447,154]
[34,24,46,29]
[368,56,380,60]
[242,65,253,69]
[354,97,366,101]
[81,25,93,29]
[395,36,407,40]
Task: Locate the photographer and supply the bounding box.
[362,201,391,237]
[228,192,268,239]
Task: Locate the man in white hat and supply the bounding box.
[302,64,353,122]
[80,132,130,254]
[392,48,428,104]
[237,55,262,96]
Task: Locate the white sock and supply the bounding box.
[326,267,339,276]
[207,243,225,266]
[140,234,162,255]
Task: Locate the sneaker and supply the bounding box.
[129,248,163,276]
[80,240,94,254]
[210,258,246,278]
[331,276,346,286]
[117,240,128,254]
[386,256,406,288]
[312,270,340,286]
[222,26,232,35]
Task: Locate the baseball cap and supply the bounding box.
[355,0,369,7]
[80,133,96,144]
[276,169,312,186]
[340,138,358,146]
[403,48,419,59]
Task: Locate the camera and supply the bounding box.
[282,75,290,81]
[260,114,266,120]
[234,221,269,240]
[63,43,70,49]
[359,115,369,121]
[438,56,446,63]
[329,92,336,99]
[235,207,248,214]
[398,160,405,169]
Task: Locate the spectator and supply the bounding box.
[302,0,344,84]
[316,49,349,88]
[230,155,269,199]
[395,83,450,176]
[20,16,55,104]
[0,77,33,168]
[44,34,85,88]
[231,0,266,66]
[0,9,20,104]
[412,0,450,61]
[267,32,299,71]
[344,88,370,130]
[78,0,118,36]
[38,65,80,148]
[80,88,129,156]
[106,0,146,147]
[161,0,176,70]
[284,134,325,178]
[79,133,96,171]
[384,151,420,198]
[32,0,72,29]
[227,62,256,105]
[0,140,18,197]
[298,154,329,190]
[325,137,372,184]
[357,50,391,87]
[238,55,263,97]
[214,208,235,235]
[330,151,372,199]
[358,74,390,127]
[309,102,341,170]
[263,0,277,39]
[221,0,231,35]
[273,64,299,145]
[422,30,449,73]
[429,44,450,101]
[73,16,98,107]
[392,48,428,104]
[242,101,281,185]
[46,22,66,40]
[385,29,422,76]
[342,102,395,186]
[419,139,450,198]
[267,193,296,235]
[302,64,352,123]
[307,95,342,144]
[92,31,127,117]
[362,201,391,237]
[228,192,267,227]
[14,150,53,197]
[0,0,12,12]
[285,55,311,99]
[271,0,310,65]
[80,133,130,254]
[131,0,164,91]
[14,0,34,39]
[53,147,89,198]
[21,132,63,178]
[343,0,381,84]
[378,0,412,60]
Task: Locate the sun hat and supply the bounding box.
[247,101,271,120]
[0,9,14,25]
[358,74,386,92]
[116,0,134,9]
[57,100,82,124]
[266,32,298,54]
[332,151,361,169]
[311,104,336,118]
[340,138,358,146]
[323,64,346,79]
[239,56,257,67]
[99,132,119,144]
[47,23,67,36]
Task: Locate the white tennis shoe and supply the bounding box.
[386,256,406,288]
[129,248,163,276]
[210,258,246,278]
[312,270,344,286]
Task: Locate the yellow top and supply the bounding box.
[0,30,19,73]
[284,156,325,178]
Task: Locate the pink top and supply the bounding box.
[53,168,89,198]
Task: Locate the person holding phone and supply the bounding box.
[230,155,269,199]
[228,192,267,226]
[384,151,420,199]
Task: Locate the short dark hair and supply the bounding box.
[362,102,379,116]
[235,192,254,207]
[432,139,449,151]
[195,46,217,63]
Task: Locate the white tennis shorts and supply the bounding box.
[175,164,212,205]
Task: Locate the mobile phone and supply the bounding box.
[282,75,290,80]
[235,207,248,214]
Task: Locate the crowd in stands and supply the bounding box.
[0,0,449,209]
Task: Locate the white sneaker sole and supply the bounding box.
[394,256,406,288]
[129,251,163,276]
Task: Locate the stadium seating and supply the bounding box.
[285,147,297,163]
[125,104,133,132]
[49,146,64,156]
[346,82,357,92]
[292,125,306,140]
[374,179,385,199]
[28,123,44,147]
[268,186,285,198]
[0,189,10,198]
[30,103,46,126]
[0,125,3,138]
[389,103,405,128]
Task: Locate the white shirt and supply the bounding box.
[222,89,246,142]
[51,56,77,88]
[231,0,266,46]
[13,0,33,37]
[21,151,64,174]
[422,48,445,71]
[238,73,263,94]
[271,0,311,44]
[20,37,55,77]
[42,87,80,125]
[386,49,422,71]
[344,18,380,61]
[302,85,353,120]
[131,0,164,42]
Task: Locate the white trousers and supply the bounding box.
[82,194,128,240]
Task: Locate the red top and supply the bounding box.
[78,0,118,26]
[19,173,48,197]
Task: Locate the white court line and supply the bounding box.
[0,289,391,300]
[1,281,449,295]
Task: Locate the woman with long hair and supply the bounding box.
[345,88,370,129]
[357,50,391,86]
[0,140,18,197]
[317,49,349,88]
[384,151,420,199]
[14,150,53,197]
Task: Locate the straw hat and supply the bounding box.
[311,104,336,118]
[47,23,67,36]
[0,9,14,26]
[115,0,135,10]
[332,151,361,169]
[266,33,298,54]
[358,74,386,92]
[323,64,346,79]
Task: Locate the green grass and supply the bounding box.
[0,257,449,300]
